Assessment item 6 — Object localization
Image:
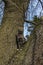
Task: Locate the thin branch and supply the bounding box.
[39,0,43,8]
[24,20,37,25]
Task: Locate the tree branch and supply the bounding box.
[6,0,23,13]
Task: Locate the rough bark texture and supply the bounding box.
[0,0,43,65]
[22,24,43,65]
